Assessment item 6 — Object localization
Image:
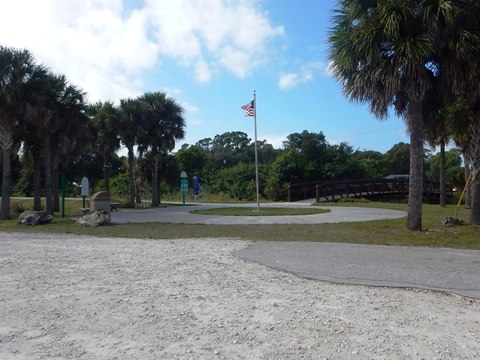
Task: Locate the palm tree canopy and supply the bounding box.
[137,91,186,155]
[328,0,459,119]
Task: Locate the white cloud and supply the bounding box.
[278,61,332,90]
[0,0,283,102]
[278,73,301,90]
[194,59,212,83]
[144,0,284,79]
[0,0,158,102]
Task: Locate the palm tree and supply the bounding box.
[118,98,143,208]
[442,2,480,225]
[0,46,38,219]
[51,84,87,212]
[18,63,49,211]
[328,0,459,230]
[137,92,185,206]
[26,72,69,214]
[87,101,121,194]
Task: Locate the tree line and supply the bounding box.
[176,131,463,202]
[0,46,185,219]
[7,125,464,206]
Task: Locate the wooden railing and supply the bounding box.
[287,179,452,202]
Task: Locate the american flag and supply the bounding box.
[241,100,255,117]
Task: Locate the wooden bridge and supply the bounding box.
[287,178,451,203]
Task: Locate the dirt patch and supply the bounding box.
[1,232,479,359]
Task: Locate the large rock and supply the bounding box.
[18,211,53,226]
[77,210,110,227]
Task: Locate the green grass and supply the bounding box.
[1,199,478,249]
[190,207,330,216]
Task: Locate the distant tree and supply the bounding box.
[283,130,328,181]
[425,148,463,190]
[210,131,252,167]
[195,137,212,151]
[383,143,411,176]
[176,144,208,177]
[353,150,385,179]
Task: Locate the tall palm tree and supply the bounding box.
[51,84,87,212]
[442,2,480,224]
[137,92,185,206]
[328,0,459,230]
[0,46,38,219]
[118,98,144,208]
[87,101,120,194]
[26,72,69,214]
[18,63,49,211]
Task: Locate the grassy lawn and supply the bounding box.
[0,199,478,249]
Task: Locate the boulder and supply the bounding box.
[77,210,110,227]
[18,211,53,226]
[442,217,467,227]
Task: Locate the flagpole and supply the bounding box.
[253,90,260,210]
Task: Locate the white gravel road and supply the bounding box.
[1,232,479,359]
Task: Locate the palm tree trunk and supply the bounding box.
[467,122,480,225]
[151,155,160,207]
[470,167,480,225]
[32,150,42,211]
[406,102,424,231]
[1,146,12,219]
[464,153,472,209]
[53,166,60,212]
[128,147,135,208]
[43,143,53,215]
[439,141,446,207]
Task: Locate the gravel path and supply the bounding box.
[1,232,479,359]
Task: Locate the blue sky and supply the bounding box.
[0,0,409,153]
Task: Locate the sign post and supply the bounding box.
[81,176,89,208]
[180,171,188,205]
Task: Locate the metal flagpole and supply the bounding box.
[253,90,260,210]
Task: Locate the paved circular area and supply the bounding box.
[110,202,407,224]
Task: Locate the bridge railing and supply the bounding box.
[288,179,408,202]
[287,178,449,202]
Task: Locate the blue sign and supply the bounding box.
[193,176,200,196]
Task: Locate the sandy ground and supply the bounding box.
[1,232,479,360]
